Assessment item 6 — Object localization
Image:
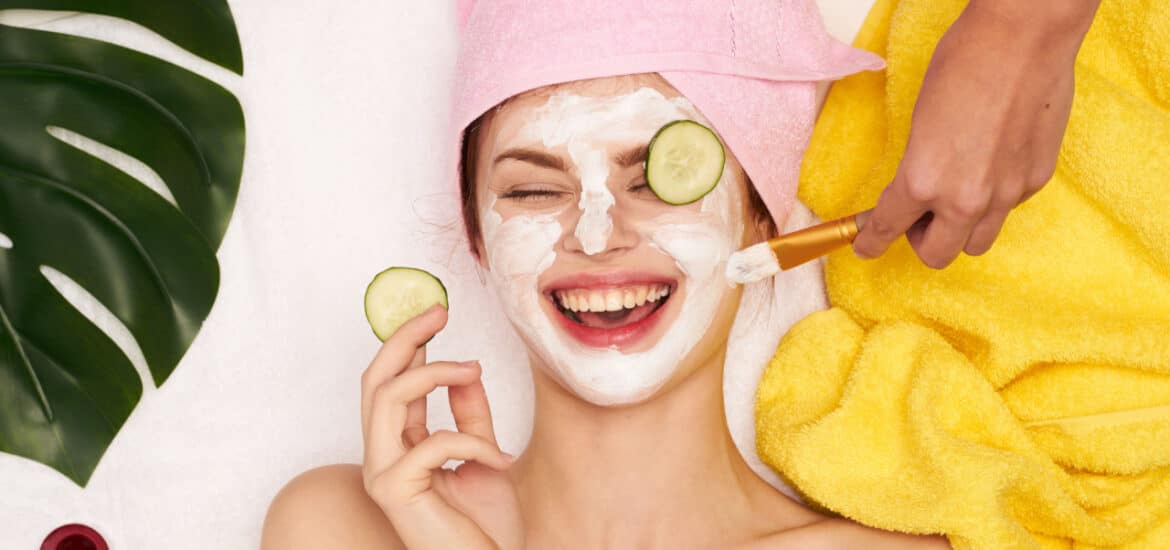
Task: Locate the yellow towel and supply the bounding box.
[755,1,1170,548]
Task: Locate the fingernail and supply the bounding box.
[458,360,480,370]
[501,452,516,463]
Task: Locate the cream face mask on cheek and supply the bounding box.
[480,87,744,406]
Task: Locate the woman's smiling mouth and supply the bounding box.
[555,283,671,325]
[542,272,678,349]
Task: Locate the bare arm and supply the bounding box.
[853,0,1102,268]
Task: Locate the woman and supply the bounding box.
[263,1,951,548]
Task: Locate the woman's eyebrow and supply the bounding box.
[493,148,567,171]
[613,144,648,168]
[492,143,646,171]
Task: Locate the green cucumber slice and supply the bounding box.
[645,120,726,205]
[364,266,448,342]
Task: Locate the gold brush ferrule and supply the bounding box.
[769,213,861,270]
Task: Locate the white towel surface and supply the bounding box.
[0,1,871,547]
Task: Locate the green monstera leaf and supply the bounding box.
[0,1,245,486]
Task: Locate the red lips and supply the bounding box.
[543,270,676,293]
[541,270,677,349]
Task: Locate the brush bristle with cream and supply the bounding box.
[725,209,871,284]
[726,242,782,284]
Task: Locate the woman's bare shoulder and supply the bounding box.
[261,463,404,550]
[754,518,951,550]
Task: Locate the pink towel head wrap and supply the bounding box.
[451,0,884,234]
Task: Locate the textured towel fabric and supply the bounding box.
[450,0,884,235]
[755,1,1170,549]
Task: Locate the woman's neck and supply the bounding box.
[509,350,812,549]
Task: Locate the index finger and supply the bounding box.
[367,304,448,380]
[361,305,448,434]
[853,176,930,259]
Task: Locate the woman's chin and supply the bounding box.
[557,373,668,407]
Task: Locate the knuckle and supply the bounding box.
[403,426,428,446]
[373,381,401,405]
[991,185,1021,209]
[902,175,938,203]
[951,200,985,219]
[950,190,990,219]
[1030,162,1057,187]
[1026,177,1049,197]
[1003,174,1028,193]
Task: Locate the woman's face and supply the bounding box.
[472,74,764,406]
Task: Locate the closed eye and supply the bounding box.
[627,182,660,199]
[500,188,566,202]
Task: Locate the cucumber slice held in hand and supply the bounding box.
[364,267,448,342]
[645,120,726,205]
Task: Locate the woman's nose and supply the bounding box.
[572,187,614,254]
[563,200,640,257]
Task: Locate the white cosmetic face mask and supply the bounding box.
[480,87,744,406]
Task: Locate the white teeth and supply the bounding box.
[605,290,623,311]
[553,284,673,313]
[648,285,670,302]
[589,293,606,312]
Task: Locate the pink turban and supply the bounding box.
[451,0,884,231]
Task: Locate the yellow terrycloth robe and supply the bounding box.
[754,1,1170,548]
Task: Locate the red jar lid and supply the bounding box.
[41,524,108,550]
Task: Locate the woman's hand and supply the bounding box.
[361,304,524,550]
[852,0,1100,269]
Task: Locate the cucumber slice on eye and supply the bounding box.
[364,266,448,342]
[645,120,726,205]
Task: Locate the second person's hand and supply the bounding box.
[852,1,1100,269]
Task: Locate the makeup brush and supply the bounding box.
[726,209,873,284]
